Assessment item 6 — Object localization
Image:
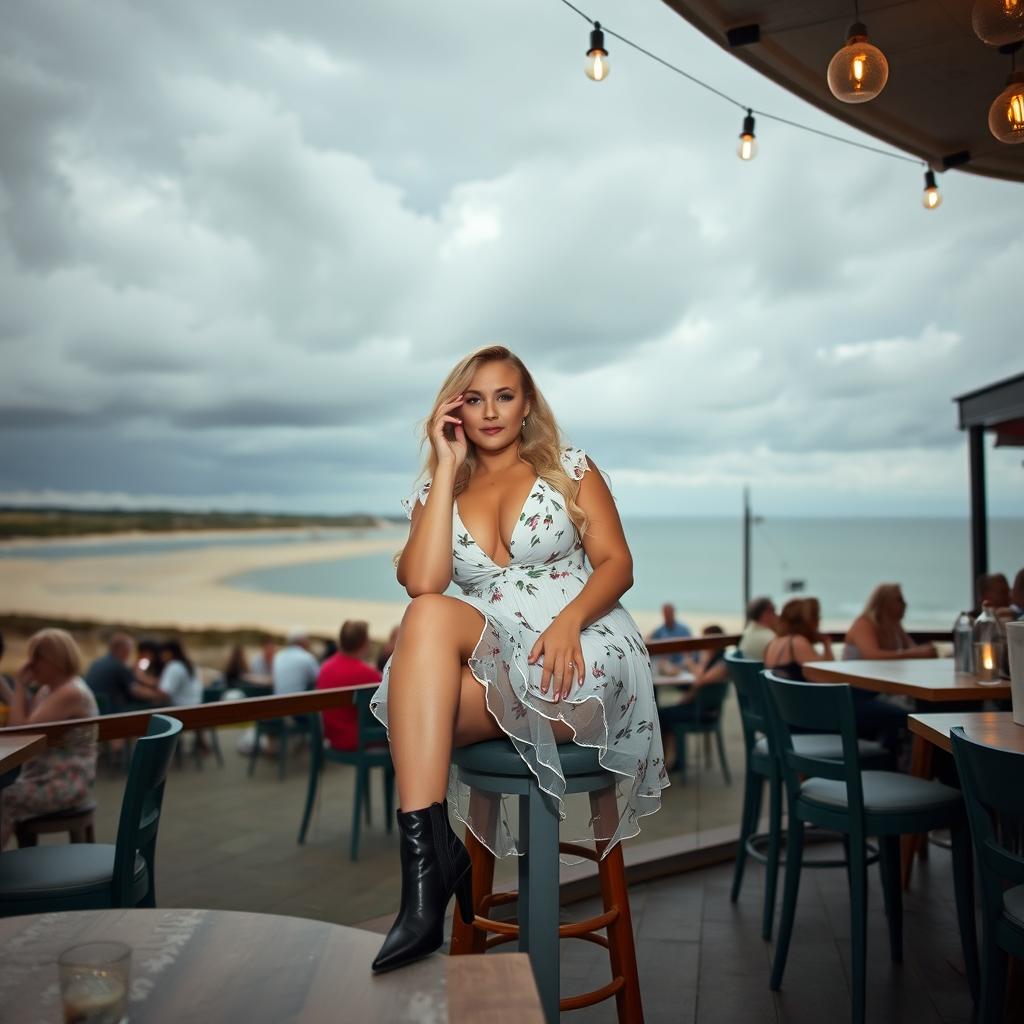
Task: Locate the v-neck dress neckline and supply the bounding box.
[454,474,541,570]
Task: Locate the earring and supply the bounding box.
[522,417,528,428]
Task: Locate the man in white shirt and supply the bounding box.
[738,597,779,661]
[272,629,320,695]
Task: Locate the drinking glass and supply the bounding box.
[58,941,131,1024]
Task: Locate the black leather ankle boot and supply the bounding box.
[371,800,474,973]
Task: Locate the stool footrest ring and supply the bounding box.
[561,976,625,1012]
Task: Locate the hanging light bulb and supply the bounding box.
[922,170,942,209]
[737,109,757,160]
[972,0,1024,47]
[989,68,1024,142]
[585,22,609,81]
[827,21,889,103]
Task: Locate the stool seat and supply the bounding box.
[19,801,97,824]
[454,739,602,778]
[15,802,98,849]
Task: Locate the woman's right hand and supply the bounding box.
[430,394,467,469]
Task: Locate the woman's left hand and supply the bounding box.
[528,615,585,702]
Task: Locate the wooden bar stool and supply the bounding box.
[449,740,643,1024]
[15,802,97,848]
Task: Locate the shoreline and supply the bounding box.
[0,527,747,637]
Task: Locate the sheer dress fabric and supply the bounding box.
[370,447,668,859]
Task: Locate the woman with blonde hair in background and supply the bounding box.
[0,629,98,849]
[369,344,666,972]
[843,583,936,661]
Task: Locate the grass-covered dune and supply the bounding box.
[0,507,385,540]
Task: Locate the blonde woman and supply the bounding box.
[370,345,666,972]
[843,584,936,661]
[0,629,98,849]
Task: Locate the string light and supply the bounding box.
[972,0,1024,47]
[827,20,889,103]
[556,0,933,206]
[737,110,757,160]
[585,21,609,81]
[989,46,1024,142]
[922,170,942,209]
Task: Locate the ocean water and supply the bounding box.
[224,517,1023,629]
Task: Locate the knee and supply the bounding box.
[400,593,451,636]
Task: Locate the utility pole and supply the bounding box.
[742,487,763,615]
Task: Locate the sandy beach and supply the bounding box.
[0,529,743,638]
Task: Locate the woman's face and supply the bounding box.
[28,648,68,688]
[883,589,907,621]
[459,360,531,453]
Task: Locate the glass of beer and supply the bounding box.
[58,941,131,1024]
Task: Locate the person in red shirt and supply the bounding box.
[315,621,383,750]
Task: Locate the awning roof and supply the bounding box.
[660,0,1024,183]
[955,371,1024,446]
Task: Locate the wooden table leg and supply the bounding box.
[900,734,934,889]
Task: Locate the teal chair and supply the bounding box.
[950,726,1024,1023]
[726,653,889,940]
[297,689,395,861]
[762,672,978,1024]
[244,681,312,781]
[0,714,182,917]
[660,678,732,784]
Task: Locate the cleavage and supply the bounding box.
[458,474,536,567]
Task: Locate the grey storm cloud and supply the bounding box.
[0,0,1021,518]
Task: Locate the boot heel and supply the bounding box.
[455,868,475,925]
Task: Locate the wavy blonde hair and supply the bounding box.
[415,345,589,537]
[861,583,903,626]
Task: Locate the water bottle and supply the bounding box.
[953,612,974,674]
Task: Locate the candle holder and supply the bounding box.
[974,640,1004,684]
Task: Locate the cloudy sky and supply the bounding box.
[1,0,1021,519]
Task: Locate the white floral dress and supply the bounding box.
[371,446,668,858]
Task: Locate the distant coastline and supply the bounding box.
[0,506,395,541]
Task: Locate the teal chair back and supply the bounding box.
[724,652,766,756]
[112,714,182,906]
[761,671,865,822]
[692,680,730,719]
[299,688,394,860]
[950,727,1024,930]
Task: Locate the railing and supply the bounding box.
[1,629,953,743]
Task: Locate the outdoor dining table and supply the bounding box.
[0,732,46,777]
[0,733,46,851]
[803,659,1010,887]
[0,907,544,1023]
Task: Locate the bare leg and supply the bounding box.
[388,594,492,810]
[388,594,577,811]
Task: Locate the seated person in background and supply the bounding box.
[316,621,383,751]
[764,598,833,681]
[738,596,778,661]
[85,632,167,713]
[1012,568,1024,621]
[376,626,400,673]
[158,639,203,706]
[976,572,1015,623]
[272,628,320,695]
[647,602,696,675]
[249,639,278,678]
[843,584,936,661]
[656,625,730,765]
[0,629,98,849]
[222,644,249,686]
